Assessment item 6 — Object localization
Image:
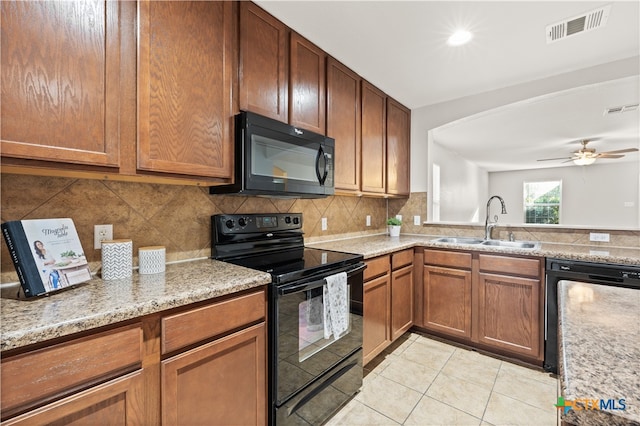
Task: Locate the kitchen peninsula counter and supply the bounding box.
[0,259,271,352]
[306,234,640,265]
[558,281,639,425]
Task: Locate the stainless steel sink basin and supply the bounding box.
[480,240,540,249]
[432,237,484,245]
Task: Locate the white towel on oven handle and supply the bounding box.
[323,271,348,340]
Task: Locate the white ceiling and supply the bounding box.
[255,1,640,171]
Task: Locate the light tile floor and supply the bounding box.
[327,332,559,425]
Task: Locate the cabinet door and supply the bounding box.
[3,371,145,426]
[162,322,266,426]
[361,81,386,194]
[391,264,414,341]
[1,0,125,167]
[423,265,472,340]
[476,272,541,360]
[327,58,361,192]
[289,32,326,134]
[363,274,390,365]
[138,1,235,179]
[239,2,288,122]
[386,98,411,195]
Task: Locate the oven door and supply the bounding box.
[273,263,364,406]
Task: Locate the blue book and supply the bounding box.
[2,218,92,298]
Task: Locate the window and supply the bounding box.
[524,180,561,224]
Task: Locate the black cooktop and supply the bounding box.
[225,247,362,284]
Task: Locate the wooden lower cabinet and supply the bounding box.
[423,265,472,340]
[363,273,390,365]
[421,248,544,363]
[363,251,415,365]
[0,288,268,425]
[391,265,413,340]
[475,272,541,359]
[162,322,266,426]
[2,371,145,426]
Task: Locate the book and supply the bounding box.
[2,218,92,298]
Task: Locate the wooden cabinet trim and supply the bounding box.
[424,249,472,269]
[161,288,266,354]
[391,249,413,270]
[386,97,411,195]
[478,254,541,278]
[360,80,387,194]
[364,255,390,281]
[1,324,143,417]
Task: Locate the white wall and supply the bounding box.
[410,56,640,193]
[489,162,639,228]
[428,139,488,223]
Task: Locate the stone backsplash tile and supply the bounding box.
[1,175,637,284]
[0,174,387,280]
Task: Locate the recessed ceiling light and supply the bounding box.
[448,30,473,46]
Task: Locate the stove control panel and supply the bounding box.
[213,213,303,234]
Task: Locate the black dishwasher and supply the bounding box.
[544,258,640,373]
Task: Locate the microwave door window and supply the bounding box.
[251,135,319,183]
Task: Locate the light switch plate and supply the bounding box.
[321,217,328,231]
[366,215,371,226]
[414,215,421,225]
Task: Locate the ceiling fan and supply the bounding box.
[537,139,639,166]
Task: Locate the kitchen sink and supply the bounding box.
[431,237,540,250]
[480,240,540,249]
[432,237,484,245]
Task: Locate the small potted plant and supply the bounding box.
[386,217,402,237]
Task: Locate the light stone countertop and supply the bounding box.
[0,259,271,352]
[307,234,640,265]
[2,233,638,353]
[558,281,640,425]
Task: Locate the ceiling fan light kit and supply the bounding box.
[573,156,597,166]
[538,139,639,166]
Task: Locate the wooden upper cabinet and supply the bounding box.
[239,2,288,123]
[137,1,236,179]
[0,0,127,168]
[386,98,411,195]
[289,32,326,134]
[361,81,386,194]
[327,58,361,192]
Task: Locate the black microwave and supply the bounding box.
[210,111,334,198]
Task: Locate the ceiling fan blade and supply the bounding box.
[537,157,572,162]
[599,148,639,155]
[596,154,625,159]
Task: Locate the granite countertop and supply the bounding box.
[307,234,640,265]
[0,259,271,352]
[558,281,640,425]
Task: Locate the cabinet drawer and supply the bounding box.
[364,255,390,281]
[162,289,266,354]
[479,254,541,278]
[424,249,472,269]
[1,324,143,416]
[392,249,413,270]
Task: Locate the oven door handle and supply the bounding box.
[277,263,366,296]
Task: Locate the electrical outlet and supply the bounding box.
[94,224,113,249]
[321,218,328,231]
[414,215,421,225]
[395,214,402,222]
[589,232,610,242]
[366,215,371,226]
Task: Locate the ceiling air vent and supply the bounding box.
[546,5,611,43]
[604,103,640,115]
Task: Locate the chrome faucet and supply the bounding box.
[484,195,507,240]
